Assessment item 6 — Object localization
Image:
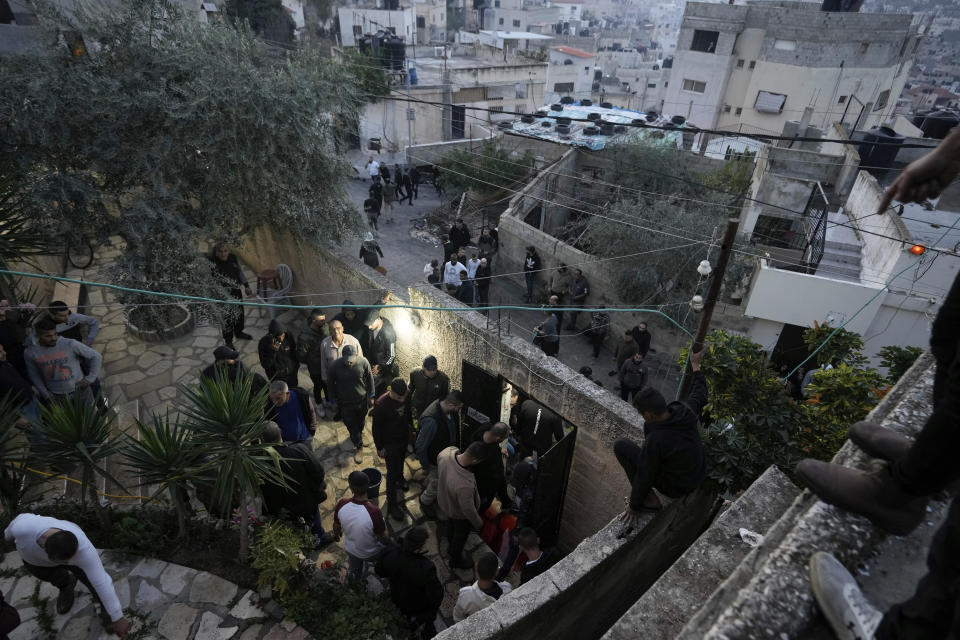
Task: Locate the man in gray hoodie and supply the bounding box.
[25,318,102,404]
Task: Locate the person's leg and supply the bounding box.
[385,445,405,512]
[524,273,534,301]
[875,496,960,639]
[591,333,604,358]
[448,519,471,565]
[613,438,643,486]
[619,386,630,401]
[421,464,439,506]
[347,553,365,581]
[341,403,363,447]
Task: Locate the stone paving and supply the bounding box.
[0,548,307,640]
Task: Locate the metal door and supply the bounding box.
[460,360,503,443]
[531,427,577,548]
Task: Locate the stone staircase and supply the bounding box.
[816,209,863,282]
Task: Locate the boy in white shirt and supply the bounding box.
[452,552,512,622]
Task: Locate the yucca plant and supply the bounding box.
[122,413,204,541]
[0,393,29,519]
[178,368,287,561]
[33,396,126,530]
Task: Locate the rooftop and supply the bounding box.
[406,51,545,86]
[552,45,595,58]
[478,30,554,40]
[900,199,960,248]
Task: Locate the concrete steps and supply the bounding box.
[818,210,863,282]
[671,353,937,639]
[600,466,800,640]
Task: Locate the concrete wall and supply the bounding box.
[237,227,640,547]
[844,171,910,284]
[744,259,885,335]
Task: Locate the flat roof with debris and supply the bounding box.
[501,102,688,150]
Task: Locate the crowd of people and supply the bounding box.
[364,156,440,233]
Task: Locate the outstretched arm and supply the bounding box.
[877,128,960,214]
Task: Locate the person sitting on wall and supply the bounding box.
[613,346,708,534]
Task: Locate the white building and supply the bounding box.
[663,1,920,137]
[545,45,595,103]
[412,0,445,43]
[483,0,561,34]
[338,6,417,47]
[549,0,584,24]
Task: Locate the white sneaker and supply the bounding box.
[809,551,882,640]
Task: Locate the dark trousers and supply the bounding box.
[524,272,535,301]
[443,518,471,562]
[540,340,559,357]
[384,443,406,509]
[620,385,641,402]
[591,332,606,358]
[877,496,960,639]
[402,185,414,205]
[22,561,102,611]
[614,437,687,508]
[340,400,367,447]
[477,476,508,514]
[477,286,489,306]
[878,271,960,637]
[309,372,327,404]
[221,290,245,344]
[894,270,960,495]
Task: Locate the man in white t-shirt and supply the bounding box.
[465,253,481,279]
[3,513,129,637]
[366,156,381,182]
[333,470,392,581]
[443,254,468,287]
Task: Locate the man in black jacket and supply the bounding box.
[414,392,464,515]
[522,246,542,303]
[510,391,565,458]
[258,319,300,387]
[614,347,707,533]
[449,219,471,255]
[328,344,375,462]
[471,422,511,513]
[261,422,334,548]
[202,346,268,394]
[407,356,450,434]
[362,309,398,397]
[372,379,410,521]
[375,526,442,639]
[631,322,652,358]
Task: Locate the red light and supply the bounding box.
[909,245,926,256]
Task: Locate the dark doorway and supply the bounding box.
[461,360,502,443]
[531,428,576,548]
[771,323,809,373]
[452,105,466,139]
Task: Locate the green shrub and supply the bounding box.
[280,562,407,640]
[251,521,310,596]
[879,345,923,384]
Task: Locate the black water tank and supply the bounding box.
[600,121,615,135]
[580,99,593,106]
[556,124,571,135]
[560,96,575,104]
[601,101,613,109]
[587,112,602,122]
[536,109,549,117]
[671,115,686,125]
[631,118,647,126]
[614,125,627,133]
[498,121,513,130]
[919,110,960,140]
[556,116,572,126]
[521,114,535,124]
[551,103,564,111]
[584,126,600,136]
[384,36,405,71]
[384,0,399,8]
[645,111,658,122]
[541,120,552,128]
[860,126,903,177]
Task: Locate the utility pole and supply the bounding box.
[678,214,741,399]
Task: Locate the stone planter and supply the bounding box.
[124,304,195,342]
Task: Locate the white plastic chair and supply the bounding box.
[258,263,293,319]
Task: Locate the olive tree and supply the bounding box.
[0,0,381,327]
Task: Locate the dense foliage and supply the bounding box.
[879,344,924,383]
[691,328,896,493]
[0,0,375,328]
[439,140,536,195]
[225,0,295,44]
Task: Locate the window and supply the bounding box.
[874,90,890,110]
[773,39,796,51]
[352,25,362,38]
[682,78,706,93]
[690,29,719,53]
[664,81,668,87]
[735,107,742,115]
[489,106,504,112]
[512,19,520,27]
[647,82,656,88]
[498,18,503,25]
[838,95,847,104]
[723,104,731,113]
[584,66,590,72]
[515,83,527,99]
[494,0,500,6]
[755,90,787,113]
[749,60,756,69]
[736,59,744,68]
[516,104,526,113]
[553,82,575,92]
[859,42,869,54]
[417,16,425,28]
